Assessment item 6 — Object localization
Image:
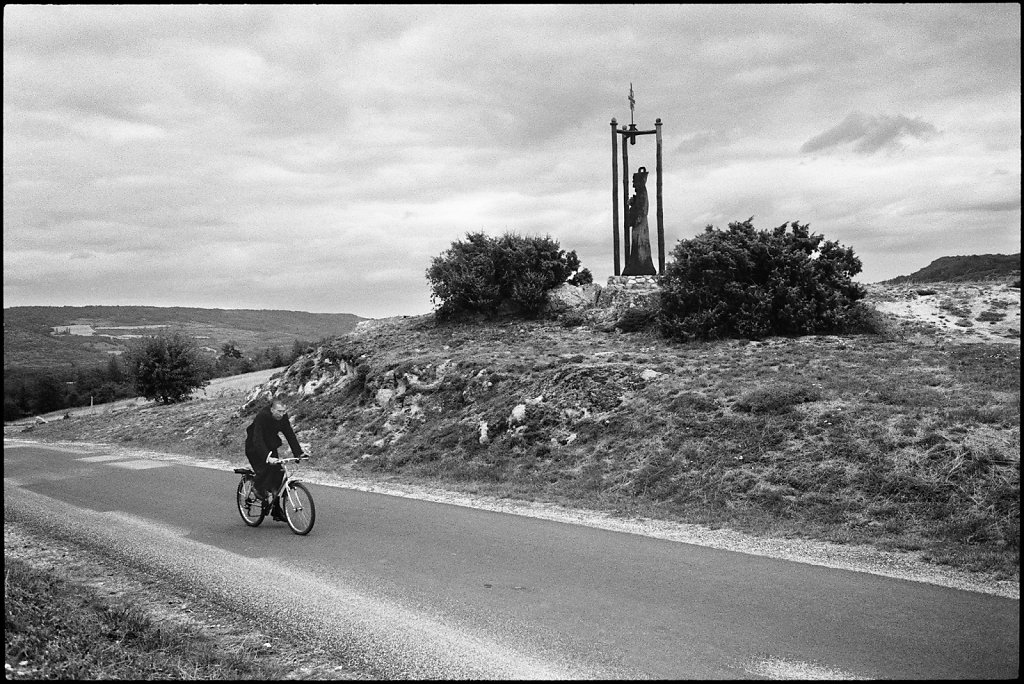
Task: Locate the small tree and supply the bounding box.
[427,231,590,319]
[106,354,125,383]
[220,340,243,359]
[660,218,868,341]
[126,331,212,404]
[290,339,313,363]
[34,374,66,414]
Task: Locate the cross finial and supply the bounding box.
[628,83,635,125]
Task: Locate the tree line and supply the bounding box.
[3,337,317,421]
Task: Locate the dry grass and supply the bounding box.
[3,558,297,680]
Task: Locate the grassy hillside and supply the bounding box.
[3,305,365,370]
[885,253,1020,284]
[20,281,1020,579]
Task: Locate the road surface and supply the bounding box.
[4,440,1018,679]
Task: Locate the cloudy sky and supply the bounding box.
[4,4,1020,318]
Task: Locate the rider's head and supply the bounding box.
[270,398,288,420]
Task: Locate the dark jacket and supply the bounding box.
[245,405,303,470]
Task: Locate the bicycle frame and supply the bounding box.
[269,457,305,509]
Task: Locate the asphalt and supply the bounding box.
[4,441,1019,679]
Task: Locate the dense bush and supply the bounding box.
[3,359,136,421]
[660,219,868,341]
[426,231,591,320]
[124,331,212,404]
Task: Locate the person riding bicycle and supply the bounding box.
[245,397,305,521]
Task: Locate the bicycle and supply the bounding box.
[234,455,316,535]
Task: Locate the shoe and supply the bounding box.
[271,503,285,521]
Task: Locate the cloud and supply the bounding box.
[3,5,1020,315]
[800,112,939,154]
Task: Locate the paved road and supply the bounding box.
[4,441,1019,679]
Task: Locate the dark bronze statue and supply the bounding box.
[623,166,656,276]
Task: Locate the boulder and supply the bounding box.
[544,283,601,315]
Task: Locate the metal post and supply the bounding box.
[655,118,664,275]
[611,118,620,276]
[621,128,630,264]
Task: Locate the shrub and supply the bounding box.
[976,310,1007,322]
[559,310,587,328]
[124,331,212,404]
[426,231,589,320]
[568,268,594,286]
[659,218,867,341]
[615,307,657,332]
[734,384,822,414]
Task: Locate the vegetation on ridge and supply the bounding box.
[885,253,1020,285]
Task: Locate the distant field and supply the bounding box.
[3,305,364,370]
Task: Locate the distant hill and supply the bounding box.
[884,253,1020,284]
[3,305,366,371]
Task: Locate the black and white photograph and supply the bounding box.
[4,4,1019,679]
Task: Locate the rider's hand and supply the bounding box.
[266,456,280,465]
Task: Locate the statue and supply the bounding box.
[622,166,656,276]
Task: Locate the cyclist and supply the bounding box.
[245,397,305,520]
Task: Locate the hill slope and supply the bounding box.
[885,253,1020,284]
[3,305,365,370]
[17,281,1020,580]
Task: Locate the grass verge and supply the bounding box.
[4,558,294,680]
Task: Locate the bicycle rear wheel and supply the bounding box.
[236,477,266,527]
[283,482,315,535]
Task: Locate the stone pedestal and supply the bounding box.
[597,275,661,310]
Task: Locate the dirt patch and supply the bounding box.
[867,281,1020,344]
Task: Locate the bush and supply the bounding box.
[124,331,212,404]
[659,218,867,341]
[615,307,657,332]
[426,231,589,320]
[734,384,822,414]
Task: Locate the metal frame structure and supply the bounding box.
[610,117,664,276]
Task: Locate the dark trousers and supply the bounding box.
[254,459,285,497]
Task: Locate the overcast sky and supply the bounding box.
[4,4,1020,318]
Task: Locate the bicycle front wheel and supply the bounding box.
[236,477,266,527]
[283,482,315,535]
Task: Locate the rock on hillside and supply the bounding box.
[231,281,1016,475]
[241,314,659,457]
